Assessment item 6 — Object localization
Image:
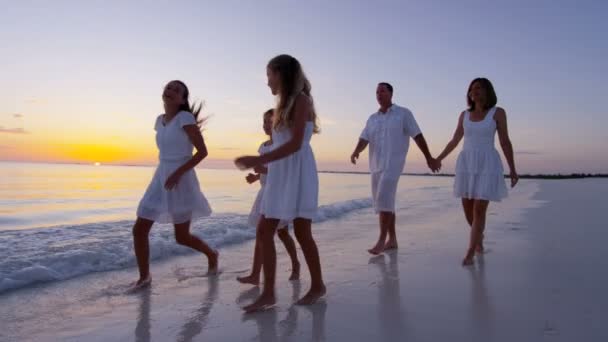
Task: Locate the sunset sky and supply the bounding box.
[2,0,607,173]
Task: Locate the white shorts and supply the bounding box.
[371,172,400,213]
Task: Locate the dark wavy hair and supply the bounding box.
[172,80,206,128]
[467,78,497,111]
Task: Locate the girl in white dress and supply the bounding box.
[237,109,300,285]
[437,78,519,265]
[235,54,325,312]
[132,80,218,288]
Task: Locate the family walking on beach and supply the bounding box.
[129,54,519,313]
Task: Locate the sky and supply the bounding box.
[1,0,607,174]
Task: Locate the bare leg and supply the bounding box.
[462,198,484,254]
[243,216,279,313]
[277,227,300,281]
[174,221,218,273]
[462,200,489,266]
[368,211,392,255]
[293,218,326,305]
[132,217,154,286]
[237,228,263,285]
[384,213,398,250]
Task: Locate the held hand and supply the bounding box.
[510,171,519,188]
[253,165,265,174]
[164,170,183,190]
[350,152,359,165]
[234,156,261,170]
[246,173,258,184]
[427,157,441,173]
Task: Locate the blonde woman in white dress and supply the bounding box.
[436,78,519,266]
[236,54,325,312]
[131,80,218,288]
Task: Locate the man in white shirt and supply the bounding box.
[351,82,440,255]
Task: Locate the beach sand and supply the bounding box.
[1,179,607,341]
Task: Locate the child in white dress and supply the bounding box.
[131,80,218,288]
[237,109,300,285]
[235,55,325,312]
[437,78,519,265]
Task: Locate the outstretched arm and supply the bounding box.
[413,134,439,172]
[437,112,465,163]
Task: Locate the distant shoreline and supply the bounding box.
[318,170,608,179]
[1,161,606,179]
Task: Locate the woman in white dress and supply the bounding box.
[237,109,300,285]
[132,80,218,288]
[436,78,519,266]
[235,54,325,312]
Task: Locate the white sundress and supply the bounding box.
[260,122,318,222]
[454,107,508,201]
[136,111,212,224]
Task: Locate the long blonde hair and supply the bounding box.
[267,54,320,133]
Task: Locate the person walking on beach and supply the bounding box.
[235,54,325,312]
[436,77,519,265]
[351,82,439,255]
[237,108,300,285]
[131,80,218,289]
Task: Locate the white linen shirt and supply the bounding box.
[360,104,422,177]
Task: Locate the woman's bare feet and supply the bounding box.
[243,293,276,313]
[289,262,300,281]
[462,248,475,266]
[384,240,398,251]
[128,275,151,292]
[237,274,261,286]
[295,285,326,306]
[368,241,385,255]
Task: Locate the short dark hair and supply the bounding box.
[378,82,393,93]
[467,78,497,110]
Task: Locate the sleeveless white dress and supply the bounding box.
[137,111,212,224]
[454,107,508,201]
[260,122,318,222]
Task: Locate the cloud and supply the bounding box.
[0,126,28,134]
[217,147,239,151]
[25,98,47,105]
[13,113,23,118]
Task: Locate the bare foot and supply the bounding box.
[208,249,219,274]
[243,294,276,313]
[384,241,398,251]
[295,285,326,306]
[128,275,151,292]
[237,274,260,286]
[367,242,385,255]
[462,249,475,266]
[289,263,300,281]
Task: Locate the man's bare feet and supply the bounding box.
[208,249,219,274]
[384,240,398,251]
[295,285,326,306]
[243,294,276,313]
[289,263,300,281]
[462,249,475,266]
[237,274,261,286]
[368,242,385,255]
